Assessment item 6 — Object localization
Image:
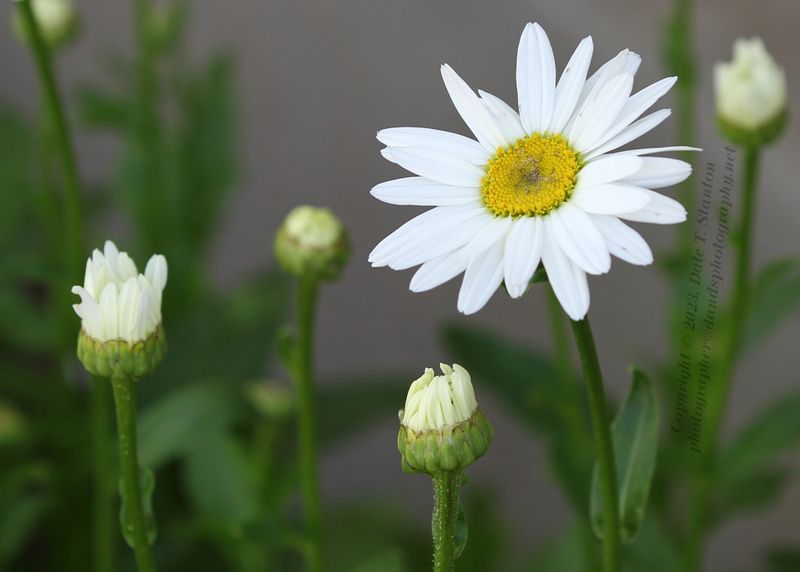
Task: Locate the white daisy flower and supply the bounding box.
[369,22,697,320]
[71,240,168,343]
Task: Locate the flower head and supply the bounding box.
[71,241,167,379]
[370,22,697,320]
[398,364,492,474]
[13,0,77,49]
[274,206,350,281]
[714,38,787,146]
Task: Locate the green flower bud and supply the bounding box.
[13,0,77,50]
[77,325,166,380]
[274,206,350,281]
[244,380,295,420]
[398,364,492,475]
[0,401,26,447]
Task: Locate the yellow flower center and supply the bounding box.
[481,133,580,217]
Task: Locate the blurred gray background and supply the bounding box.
[2,0,798,569]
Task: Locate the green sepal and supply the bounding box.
[274,224,350,282]
[718,108,788,149]
[119,466,157,548]
[397,409,493,475]
[77,326,166,380]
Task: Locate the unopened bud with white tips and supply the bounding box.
[398,364,492,474]
[13,0,77,49]
[274,206,350,281]
[71,241,167,379]
[714,38,787,146]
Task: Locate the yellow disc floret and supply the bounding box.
[481,134,580,217]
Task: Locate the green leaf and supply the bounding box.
[184,433,258,525]
[528,523,595,572]
[119,467,157,547]
[591,367,659,543]
[453,498,468,559]
[720,391,800,483]
[712,467,790,524]
[742,258,800,351]
[138,381,237,468]
[712,391,800,520]
[763,546,800,572]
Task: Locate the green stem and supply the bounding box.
[686,147,760,571]
[295,277,322,572]
[432,471,462,572]
[92,378,116,572]
[570,316,621,572]
[15,0,83,279]
[111,374,156,572]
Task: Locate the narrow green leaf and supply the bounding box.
[591,367,660,543]
[718,390,800,493]
[119,467,157,547]
[742,258,800,350]
[453,499,468,559]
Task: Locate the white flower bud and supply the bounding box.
[401,364,477,432]
[398,364,491,474]
[71,240,167,344]
[13,0,77,49]
[714,38,787,132]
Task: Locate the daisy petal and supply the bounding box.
[371,177,479,206]
[548,36,594,133]
[377,127,490,165]
[457,240,506,315]
[584,109,671,159]
[619,190,687,224]
[479,90,527,143]
[369,204,484,265]
[460,216,513,262]
[548,204,611,274]
[541,235,590,321]
[441,64,506,151]
[387,213,493,270]
[585,76,677,154]
[567,49,641,132]
[504,217,543,298]
[410,250,468,292]
[383,147,485,187]
[516,22,556,134]
[572,183,651,215]
[570,73,634,152]
[613,145,702,156]
[591,214,653,265]
[622,157,692,188]
[576,155,643,189]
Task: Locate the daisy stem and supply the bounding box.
[111,373,156,572]
[295,276,323,572]
[569,316,621,572]
[686,146,760,571]
[15,0,83,281]
[92,377,116,572]
[432,471,462,572]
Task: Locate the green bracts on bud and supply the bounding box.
[398,408,493,475]
[274,206,350,281]
[77,326,166,380]
[717,108,787,149]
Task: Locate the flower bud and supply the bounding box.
[714,38,787,147]
[72,241,168,379]
[398,364,492,475]
[0,401,26,447]
[244,380,295,420]
[274,206,350,281]
[13,0,77,50]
